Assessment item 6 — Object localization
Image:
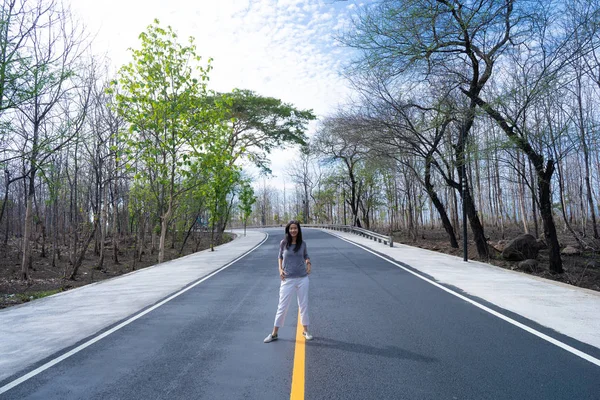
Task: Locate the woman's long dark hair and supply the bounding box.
[284,220,303,252]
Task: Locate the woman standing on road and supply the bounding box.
[264,220,313,343]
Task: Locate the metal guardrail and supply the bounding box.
[304,224,394,248]
[234,223,394,247]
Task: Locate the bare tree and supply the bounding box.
[352,82,461,248]
[313,113,370,227]
[17,1,90,279]
[286,146,315,223]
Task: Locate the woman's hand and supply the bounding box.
[306,261,311,275]
[279,268,286,281]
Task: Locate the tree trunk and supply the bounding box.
[170,220,176,250]
[474,145,484,227]
[137,214,146,262]
[406,186,416,241]
[158,200,172,263]
[359,198,370,230]
[21,115,40,279]
[0,172,11,227]
[493,150,505,238]
[214,193,235,244]
[132,224,138,271]
[40,222,46,258]
[69,218,98,280]
[528,160,539,238]
[303,181,310,223]
[576,69,599,238]
[425,157,458,248]
[3,198,9,247]
[98,184,108,269]
[52,199,59,268]
[473,96,562,272]
[21,192,34,280]
[585,173,598,239]
[112,185,119,264]
[457,125,489,259]
[345,160,361,228]
[69,142,80,267]
[556,152,587,250]
[462,183,489,258]
[518,152,529,234]
[538,164,563,273]
[342,187,347,225]
[486,147,496,227]
[151,226,157,255]
[179,214,199,256]
[210,222,215,252]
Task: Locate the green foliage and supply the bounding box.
[207,89,317,172]
[16,289,62,303]
[108,20,233,249]
[109,19,217,182]
[202,141,240,228]
[343,0,530,78]
[106,20,318,240]
[312,187,335,223]
[238,180,256,226]
[0,0,56,115]
[128,181,156,217]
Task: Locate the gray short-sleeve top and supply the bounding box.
[278,240,310,278]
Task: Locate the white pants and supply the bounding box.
[274,276,310,327]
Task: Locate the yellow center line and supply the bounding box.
[290,309,305,400]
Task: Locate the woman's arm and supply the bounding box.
[278,240,286,281]
[304,243,311,274]
[278,257,285,280]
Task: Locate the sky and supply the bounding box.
[69,0,370,189]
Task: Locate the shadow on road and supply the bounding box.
[278,337,437,362]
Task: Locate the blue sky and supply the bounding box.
[71,0,371,187]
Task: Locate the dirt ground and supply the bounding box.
[0,232,232,309]
[393,225,600,293]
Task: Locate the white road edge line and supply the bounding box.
[0,233,269,395]
[324,229,600,368]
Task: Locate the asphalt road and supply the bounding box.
[2,228,599,399]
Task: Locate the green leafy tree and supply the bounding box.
[238,180,256,236]
[201,136,239,250]
[209,89,316,173]
[110,20,222,263]
[198,89,316,236]
[312,186,335,223]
